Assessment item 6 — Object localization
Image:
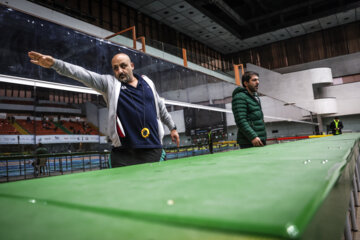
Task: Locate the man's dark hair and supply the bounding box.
[334,116,339,120]
[242,71,259,87]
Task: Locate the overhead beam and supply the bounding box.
[185,0,245,39]
[209,0,248,26]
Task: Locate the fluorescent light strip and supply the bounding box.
[164,99,233,113]
[0,74,99,94]
[164,99,318,125]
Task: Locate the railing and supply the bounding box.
[0,151,110,183]
[146,38,235,73]
[233,64,244,86]
[165,142,239,160]
[105,26,146,53]
[0,142,239,182]
[105,26,235,74]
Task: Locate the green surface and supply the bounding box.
[0,133,359,240]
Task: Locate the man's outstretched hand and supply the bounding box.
[28,51,54,68]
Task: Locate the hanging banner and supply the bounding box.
[0,135,106,144]
[0,135,18,144]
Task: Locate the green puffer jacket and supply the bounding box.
[232,87,266,145]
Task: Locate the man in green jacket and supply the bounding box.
[232,71,266,148]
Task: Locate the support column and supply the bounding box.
[317,114,323,135]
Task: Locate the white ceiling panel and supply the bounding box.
[158,0,183,7]
[336,9,356,24]
[174,18,194,28]
[198,19,215,28]
[188,13,209,23]
[123,0,154,8]
[143,1,167,13]
[199,32,216,40]
[185,24,203,32]
[286,24,306,37]
[150,13,163,21]
[123,1,141,9]
[164,13,187,24]
[154,8,177,18]
[181,9,203,19]
[257,33,277,44]
[243,36,264,48]
[318,15,338,29]
[218,31,234,40]
[270,29,291,41]
[214,27,227,35]
[193,28,207,36]
[301,20,322,34]
[205,24,223,33]
[210,38,227,46]
[170,2,193,13]
[235,42,250,51]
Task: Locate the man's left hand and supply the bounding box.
[171,129,180,147]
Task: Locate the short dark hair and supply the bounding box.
[242,71,259,87]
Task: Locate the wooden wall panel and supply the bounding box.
[111,9,119,31]
[79,0,90,16]
[102,4,110,30]
[345,22,360,54]
[322,26,348,58]
[136,13,144,36]
[256,45,273,69]
[302,31,325,62]
[120,5,128,29]
[229,21,360,70]
[273,42,288,68]
[54,0,66,7]
[128,8,135,28]
[284,37,304,66]
[151,19,158,41]
[144,16,151,39]
[66,0,78,10]
[90,0,99,26]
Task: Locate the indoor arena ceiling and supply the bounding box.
[117,0,360,54]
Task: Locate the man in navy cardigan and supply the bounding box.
[28,51,180,167]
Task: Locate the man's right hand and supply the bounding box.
[251,137,264,147]
[28,51,54,68]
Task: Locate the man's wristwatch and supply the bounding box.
[171,126,177,131]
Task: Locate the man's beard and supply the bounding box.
[248,85,258,93]
[117,73,132,83]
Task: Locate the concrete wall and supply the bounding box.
[163,110,185,135]
[162,81,235,104]
[98,108,108,136]
[275,51,360,78]
[85,102,99,127]
[227,119,315,140]
[322,114,360,133]
[320,82,360,116]
[247,63,335,114]
[265,122,316,138]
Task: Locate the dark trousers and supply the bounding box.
[240,141,266,149]
[111,148,162,168]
